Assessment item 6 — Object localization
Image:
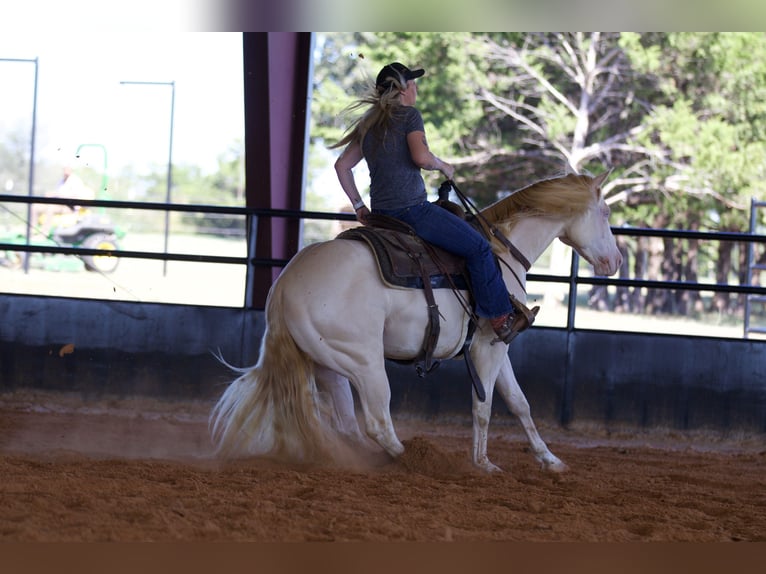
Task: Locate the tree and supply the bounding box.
[462,32,766,316]
[459,32,657,205]
[624,33,766,314]
[308,33,766,320]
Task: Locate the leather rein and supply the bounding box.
[443,180,530,293]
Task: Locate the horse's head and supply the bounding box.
[483,171,623,276]
[558,171,623,276]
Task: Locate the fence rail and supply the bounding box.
[0,194,355,269]
[3,194,766,338]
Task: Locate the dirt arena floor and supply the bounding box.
[1,390,764,543]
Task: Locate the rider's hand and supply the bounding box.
[440,161,455,181]
[357,206,370,225]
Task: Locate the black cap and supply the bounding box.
[375,62,425,90]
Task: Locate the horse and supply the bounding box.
[210,171,622,472]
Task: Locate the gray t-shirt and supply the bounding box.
[362,106,427,211]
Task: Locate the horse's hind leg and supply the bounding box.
[349,369,404,458]
[314,364,365,441]
[495,356,568,472]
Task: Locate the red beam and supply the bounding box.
[243,32,312,308]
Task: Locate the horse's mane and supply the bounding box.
[482,173,597,228]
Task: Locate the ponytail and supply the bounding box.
[329,77,407,150]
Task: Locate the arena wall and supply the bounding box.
[1,294,764,433]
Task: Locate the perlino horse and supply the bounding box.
[211,172,622,472]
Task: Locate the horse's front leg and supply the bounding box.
[495,355,568,473]
[470,341,506,473]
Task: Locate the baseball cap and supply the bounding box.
[375,62,425,90]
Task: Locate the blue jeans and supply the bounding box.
[374,201,514,319]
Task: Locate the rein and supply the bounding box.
[442,180,530,292]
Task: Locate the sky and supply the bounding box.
[0,28,244,180]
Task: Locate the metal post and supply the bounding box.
[566,249,580,331]
[119,80,175,276]
[25,58,38,273]
[1,57,39,274]
[244,213,259,309]
[560,248,581,427]
[165,82,175,276]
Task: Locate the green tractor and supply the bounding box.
[1,205,125,274]
[1,144,126,273]
[47,207,125,273]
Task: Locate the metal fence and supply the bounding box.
[4,193,766,338]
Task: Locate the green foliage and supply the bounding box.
[619,33,664,75]
[631,33,766,228]
[540,98,577,142]
[307,32,766,320]
[4,33,766,250]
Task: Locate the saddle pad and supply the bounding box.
[337,226,469,291]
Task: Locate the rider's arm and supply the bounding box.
[406,130,454,180]
[334,140,369,223]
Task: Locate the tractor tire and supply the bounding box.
[82,233,120,274]
[0,251,23,269]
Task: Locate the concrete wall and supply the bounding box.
[1,294,764,433]
[0,295,264,400]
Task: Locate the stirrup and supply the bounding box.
[491,295,540,345]
[510,294,539,329]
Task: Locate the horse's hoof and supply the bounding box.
[475,460,503,473]
[541,458,569,473]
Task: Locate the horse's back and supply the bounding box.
[276,238,379,301]
[273,237,468,364]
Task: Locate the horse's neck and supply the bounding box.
[500,216,565,268]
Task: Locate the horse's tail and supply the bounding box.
[209,286,336,464]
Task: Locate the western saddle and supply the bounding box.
[336,187,537,402]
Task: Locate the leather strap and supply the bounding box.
[459,320,486,402]
[415,252,441,376]
[445,180,532,284]
[489,226,531,271]
[388,231,442,377]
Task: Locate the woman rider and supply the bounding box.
[332,62,531,344]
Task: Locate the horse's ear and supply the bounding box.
[592,169,612,193]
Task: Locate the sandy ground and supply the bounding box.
[0,390,764,543]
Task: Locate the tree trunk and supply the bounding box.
[712,241,734,313]
[631,235,648,312]
[679,236,703,316]
[661,235,678,314]
[614,236,631,312]
[645,214,671,314]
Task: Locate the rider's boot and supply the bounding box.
[489,294,540,345]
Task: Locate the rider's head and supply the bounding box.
[375,62,424,94]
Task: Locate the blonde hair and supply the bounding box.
[329,76,408,150]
